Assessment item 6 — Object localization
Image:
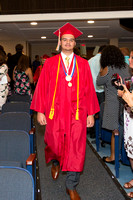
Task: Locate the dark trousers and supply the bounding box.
[52,160,80,190]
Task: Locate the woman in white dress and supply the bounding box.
[118,49,133,198]
[0,50,9,110]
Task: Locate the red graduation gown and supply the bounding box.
[31,54,99,172]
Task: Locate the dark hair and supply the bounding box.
[100,45,125,69]
[35,55,39,59]
[0,50,6,65]
[15,44,23,52]
[16,55,29,72]
[98,45,106,53]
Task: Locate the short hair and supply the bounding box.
[98,45,106,53]
[35,55,39,59]
[15,44,23,52]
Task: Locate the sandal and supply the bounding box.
[128,192,133,198]
[124,180,133,189]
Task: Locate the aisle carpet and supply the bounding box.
[35,114,129,200]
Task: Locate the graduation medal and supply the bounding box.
[66,75,72,82]
[61,55,76,87]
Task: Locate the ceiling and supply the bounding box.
[0,19,133,45]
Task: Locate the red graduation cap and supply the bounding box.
[41,54,50,59]
[54,22,83,38]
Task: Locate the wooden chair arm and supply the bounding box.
[29,127,35,135]
[26,153,36,165]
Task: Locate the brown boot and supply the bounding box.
[66,188,81,200]
[51,164,60,180]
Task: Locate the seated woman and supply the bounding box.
[13,55,33,98]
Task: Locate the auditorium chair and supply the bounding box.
[2,101,30,114]
[0,130,36,176]
[0,112,35,153]
[0,166,34,200]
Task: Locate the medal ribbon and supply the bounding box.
[49,55,79,120]
[61,55,76,78]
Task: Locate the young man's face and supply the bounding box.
[60,34,76,53]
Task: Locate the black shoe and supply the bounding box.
[103,157,115,164]
[101,141,106,147]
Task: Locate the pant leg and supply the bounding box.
[51,159,59,166]
[66,171,80,190]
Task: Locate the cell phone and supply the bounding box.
[124,78,132,91]
[111,73,124,90]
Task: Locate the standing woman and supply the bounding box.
[0,50,9,110]
[13,55,33,98]
[117,49,133,198]
[97,45,130,163]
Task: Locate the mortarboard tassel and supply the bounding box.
[56,29,60,51]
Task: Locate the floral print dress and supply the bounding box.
[14,70,31,96]
[124,108,133,159]
[0,64,8,110]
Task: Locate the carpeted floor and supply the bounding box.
[35,114,129,200]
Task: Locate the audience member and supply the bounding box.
[0,50,9,110]
[7,43,24,90]
[32,55,40,75]
[13,55,33,98]
[97,45,130,164]
[33,54,49,85]
[88,45,106,139]
[117,49,133,198]
[119,47,130,158]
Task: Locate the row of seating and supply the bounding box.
[0,95,35,200]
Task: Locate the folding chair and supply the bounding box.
[0,112,35,153]
[0,166,34,200]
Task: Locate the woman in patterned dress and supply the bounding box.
[97,45,130,164]
[0,50,9,110]
[117,49,133,198]
[13,55,33,98]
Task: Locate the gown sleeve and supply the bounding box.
[30,60,49,114]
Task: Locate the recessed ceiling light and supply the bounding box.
[30,22,38,25]
[41,36,46,39]
[88,35,93,38]
[87,20,94,24]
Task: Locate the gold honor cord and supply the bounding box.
[75,59,79,120]
[49,56,79,120]
[49,56,60,119]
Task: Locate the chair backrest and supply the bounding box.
[2,102,30,114]
[0,130,30,168]
[7,93,31,103]
[0,166,34,200]
[0,112,31,132]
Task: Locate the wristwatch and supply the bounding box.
[131,106,133,112]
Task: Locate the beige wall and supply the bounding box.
[0,40,27,55]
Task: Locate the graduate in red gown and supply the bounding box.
[31,23,100,200]
[33,54,50,85]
